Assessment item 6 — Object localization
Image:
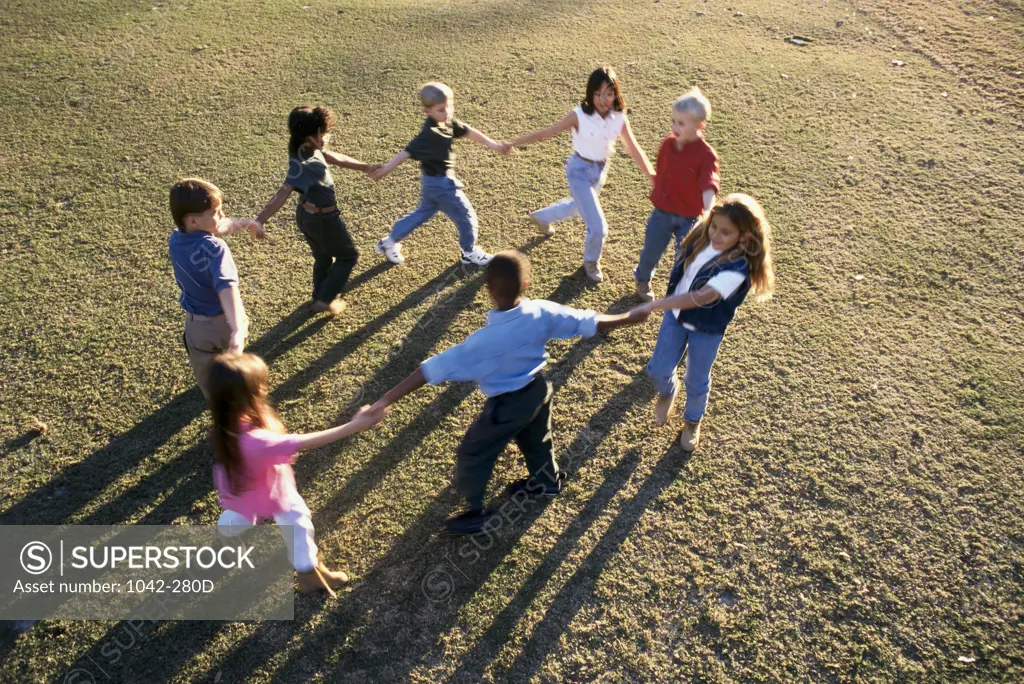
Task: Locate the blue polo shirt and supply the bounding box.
[168,229,239,316]
[420,298,599,397]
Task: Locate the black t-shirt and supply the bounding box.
[405,117,469,176]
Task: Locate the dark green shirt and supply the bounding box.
[405,117,469,176]
[285,149,337,207]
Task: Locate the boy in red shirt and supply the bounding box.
[634,88,720,301]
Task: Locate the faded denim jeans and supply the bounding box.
[634,207,697,284]
[389,174,478,252]
[645,311,724,422]
[532,153,610,262]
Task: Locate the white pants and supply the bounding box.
[217,498,318,573]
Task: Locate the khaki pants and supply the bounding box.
[183,312,242,401]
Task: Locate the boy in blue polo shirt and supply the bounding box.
[369,251,649,535]
[168,178,262,401]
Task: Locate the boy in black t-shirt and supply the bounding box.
[370,82,509,266]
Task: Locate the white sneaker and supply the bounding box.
[529,212,555,236]
[374,239,404,264]
[583,260,604,283]
[460,246,493,266]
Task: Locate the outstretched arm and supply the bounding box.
[215,218,265,241]
[596,307,650,335]
[464,127,509,154]
[370,150,412,180]
[620,116,655,184]
[371,367,427,410]
[640,286,721,314]
[322,149,379,173]
[256,183,296,226]
[509,111,578,149]
[289,405,388,452]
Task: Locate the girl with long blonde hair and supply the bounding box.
[633,193,775,451]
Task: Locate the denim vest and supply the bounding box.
[665,244,751,334]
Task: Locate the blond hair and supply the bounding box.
[678,193,775,301]
[673,87,711,122]
[419,82,454,108]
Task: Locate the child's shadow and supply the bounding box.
[343,261,391,292]
[0,304,318,527]
[236,374,657,683]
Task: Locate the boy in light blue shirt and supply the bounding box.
[371,251,649,535]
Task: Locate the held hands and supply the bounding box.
[350,404,389,431]
[369,166,390,181]
[627,302,655,322]
[248,220,266,242]
[219,218,265,241]
[363,164,383,177]
[495,141,515,156]
[226,329,246,355]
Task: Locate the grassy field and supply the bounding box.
[2,0,1023,681]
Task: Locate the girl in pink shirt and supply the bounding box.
[209,352,385,595]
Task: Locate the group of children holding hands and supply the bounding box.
[167,67,775,592]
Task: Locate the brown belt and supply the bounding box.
[302,202,337,214]
[573,152,606,167]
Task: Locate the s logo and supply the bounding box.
[21,541,52,575]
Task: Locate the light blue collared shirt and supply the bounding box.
[420,298,599,397]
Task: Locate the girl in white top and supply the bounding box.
[509,67,655,283]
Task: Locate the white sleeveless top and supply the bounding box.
[571,105,625,162]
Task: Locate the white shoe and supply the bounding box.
[460,246,493,266]
[374,239,404,264]
[583,260,604,283]
[529,213,555,236]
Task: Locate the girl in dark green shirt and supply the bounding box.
[255,106,378,316]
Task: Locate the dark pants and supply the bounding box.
[296,207,359,303]
[454,376,558,511]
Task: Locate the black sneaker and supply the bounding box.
[443,508,499,536]
[506,471,567,499]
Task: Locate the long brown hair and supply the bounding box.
[677,193,776,301]
[209,352,284,494]
[581,66,626,116]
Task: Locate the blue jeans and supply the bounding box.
[634,208,697,283]
[389,174,478,252]
[645,311,724,422]
[531,154,610,262]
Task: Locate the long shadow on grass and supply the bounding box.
[199,371,650,683]
[176,274,616,682]
[83,261,487,528]
[491,443,691,681]
[305,376,653,682]
[452,442,689,682]
[0,304,319,526]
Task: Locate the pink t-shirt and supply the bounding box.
[213,424,303,520]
